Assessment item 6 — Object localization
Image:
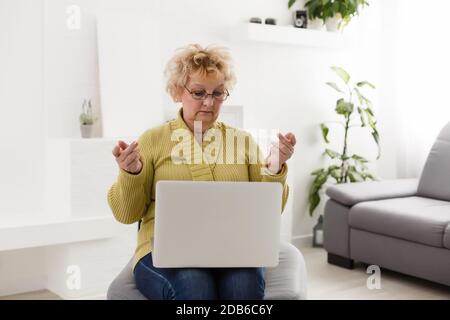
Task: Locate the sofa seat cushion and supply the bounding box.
[349,196,450,248]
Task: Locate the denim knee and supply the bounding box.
[135,262,217,300]
[134,260,176,300]
[217,267,265,300]
[172,269,217,300]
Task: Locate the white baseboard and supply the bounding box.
[60,292,107,300]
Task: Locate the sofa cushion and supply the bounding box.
[107,241,308,300]
[444,224,450,250]
[349,196,450,248]
[418,122,450,201]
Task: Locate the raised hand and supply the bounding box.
[266,132,297,174]
[112,140,142,174]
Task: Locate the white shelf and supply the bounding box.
[47,136,138,143]
[233,23,351,49]
[0,215,117,251]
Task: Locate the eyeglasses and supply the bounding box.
[184,85,229,101]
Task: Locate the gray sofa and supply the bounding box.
[324,122,450,286]
[107,241,308,300]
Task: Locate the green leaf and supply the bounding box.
[320,123,330,143]
[372,130,381,159]
[329,166,341,181]
[331,66,350,84]
[330,172,341,182]
[363,97,373,109]
[363,105,380,159]
[364,108,376,127]
[288,0,297,9]
[335,98,354,115]
[351,154,368,163]
[357,107,366,127]
[353,87,364,105]
[326,82,344,93]
[353,155,369,170]
[348,165,363,182]
[305,0,323,19]
[366,107,374,116]
[365,173,377,181]
[324,149,341,159]
[309,171,329,195]
[311,168,325,176]
[308,192,320,216]
[362,105,381,159]
[308,170,330,216]
[372,130,380,144]
[348,172,357,182]
[327,165,340,171]
[357,81,376,89]
[354,86,373,111]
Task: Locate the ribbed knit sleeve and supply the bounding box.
[247,135,290,213]
[107,132,154,224]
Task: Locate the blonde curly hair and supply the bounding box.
[164,44,236,101]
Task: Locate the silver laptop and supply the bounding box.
[152,181,282,268]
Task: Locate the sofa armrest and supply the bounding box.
[325,179,419,207]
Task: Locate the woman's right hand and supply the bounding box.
[112,140,142,174]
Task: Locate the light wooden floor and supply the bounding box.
[303,246,450,300]
[1,247,449,300]
[0,290,61,300]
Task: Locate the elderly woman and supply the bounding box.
[107,44,296,300]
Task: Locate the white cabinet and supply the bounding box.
[45,137,136,218]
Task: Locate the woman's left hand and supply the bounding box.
[266,132,297,174]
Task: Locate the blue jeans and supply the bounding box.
[134,252,265,300]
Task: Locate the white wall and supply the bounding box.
[0,1,47,294]
[370,0,450,180]
[385,0,450,178]
[0,0,45,216]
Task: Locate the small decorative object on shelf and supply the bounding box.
[294,10,307,28]
[79,98,98,138]
[313,215,324,247]
[265,17,277,25]
[249,17,262,24]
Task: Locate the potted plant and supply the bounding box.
[288,0,369,32]
[79,98,97,138]
[308,66,380,218]
[322,0,369,32]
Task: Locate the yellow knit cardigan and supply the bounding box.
[107,108,289,269]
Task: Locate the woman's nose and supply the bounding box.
[203,95,214,107]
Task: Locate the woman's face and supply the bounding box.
[177,72,226,133]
